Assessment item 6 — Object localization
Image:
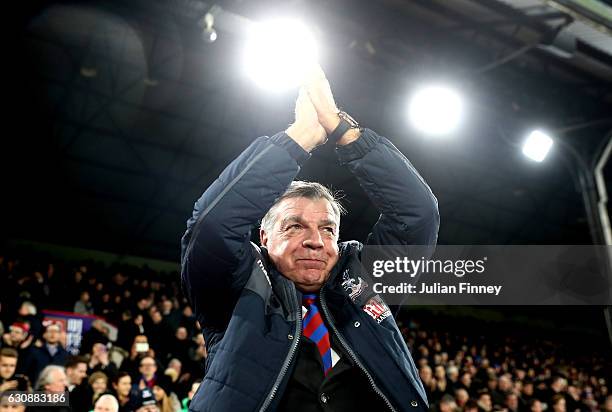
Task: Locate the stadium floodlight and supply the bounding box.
[408,85,463,136]
[243,18,318,92]
[522,130,553,162]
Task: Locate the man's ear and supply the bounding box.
[260,228,268,247]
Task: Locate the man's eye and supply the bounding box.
[322,227,335,234]
[287,224,302,230]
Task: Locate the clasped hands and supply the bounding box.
[286,65,360,152]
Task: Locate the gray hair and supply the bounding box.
[35,365,65,391]
[95,394,119,412]
[260,181,345,234]
[21,301,37,316]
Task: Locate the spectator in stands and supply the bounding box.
[90,371,110,406]
[88,342,117,378]
[134,356,157,391]
[160,299,180,331]
[566,384,583,412]
[2,322,32,351]
[438,394,457,412]
[146,308,172,362]
[152,374,180,412]
[0,391,25,412]
[552,393,567,412]
[455,388,469,410]
[16,302,41,339]
[603,395,612,412]
[447,366,460,389]
[477,391,493,412]
[97,293,115,321]
[459,372,473,392]
[492,374,513,406]
[429,365,449,401]
[135,387,159,412]
[506,392,520,412]
[24,322,68,383]
[112,371,137,412]
[529,399,544,412]
[165,359,181,380]
[64,356,88,391]
[94,394,120,412]
[121,336,155,380]
[81,319,110,355]
[168,327,190,366]
[464,400,479,412]
[34,364,67,392]
[0,348,29,392]
[181,380,201,412]
[72,370,110,412]
[133,297,152,323]
[522,380,536,403]
[74,290,94,315]
[420,365,435,400]
[178,306,197,335]
[547,377,568,404]
[116,311,141,350]
[186,334,206,380]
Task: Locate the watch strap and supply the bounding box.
[328,118,352,143]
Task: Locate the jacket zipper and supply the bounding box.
[319,287,397,412]
[259,290,302,412]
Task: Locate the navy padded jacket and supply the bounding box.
[181,129,439,411]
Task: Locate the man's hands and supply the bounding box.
[285,88,327,152]
[286,65,360,151]
[303,64,340,135]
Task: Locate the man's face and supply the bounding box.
[506,394,518,410]
[261,197,339,292]
[94,397,116,412]
[531,400,543,412]
[8,328,25,345]
[137,406,159,412]
[0,356,17,379]
[456,389,469,406]
[44,326,61,345]
[0,400,25,412]
[139,358,157,378]
[478,394,492,411]
[66,363,87,386]
[45,369,67,393]
[499,376,512,392]
[175,328,187,340]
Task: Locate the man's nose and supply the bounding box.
[302,229,324,249]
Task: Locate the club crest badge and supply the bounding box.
[363,295,391,324]
[341,274,368,301]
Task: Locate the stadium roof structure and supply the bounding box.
[4,0,612,261]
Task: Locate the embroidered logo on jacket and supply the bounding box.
[341,272,368,301]
[363,295,391,324]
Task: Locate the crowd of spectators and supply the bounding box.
[401,313,611,412]
[1,254,202,411]
[0,252,610,412]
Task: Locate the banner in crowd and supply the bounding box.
[41,310,118,355]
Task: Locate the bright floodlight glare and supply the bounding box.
[408,86,463,136]
[522,130,553,162]
[243,19,318,92]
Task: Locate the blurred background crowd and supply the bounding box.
[0,252,610,412]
